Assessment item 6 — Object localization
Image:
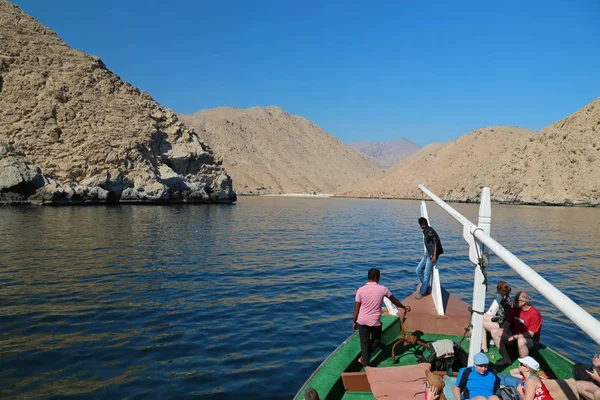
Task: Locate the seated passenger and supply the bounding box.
[575,353,600,400]
[482,281,515,353]
[491,292,542,366]
[514,356,553,400]
[453,353,500,400]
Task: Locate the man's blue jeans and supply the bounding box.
[416,254,435,296]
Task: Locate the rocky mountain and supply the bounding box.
[178,106,381,194]
[0,1,236,204]
[349,138,422,169]
[341,126,537,200]
[513,97,600,205]
[343,97,600,205]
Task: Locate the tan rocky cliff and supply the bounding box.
[511,97,600,205]
[0,1,236,204]
[343,97,600,206]
[178,106,381,194]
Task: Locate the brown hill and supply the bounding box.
[341,126,537,201]
[349,138,422,169]
[178,106,381,194]
[0,1,235,204]
[512,97,600,205]
[343,97,600,205]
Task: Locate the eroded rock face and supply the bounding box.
[0,1,236,204]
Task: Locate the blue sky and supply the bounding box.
[11,0,600,146]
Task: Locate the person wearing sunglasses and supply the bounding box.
[453,352,501,400]
[515,356,553,400]
[490,292,542,367]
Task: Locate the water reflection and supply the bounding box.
[0,198,599,399]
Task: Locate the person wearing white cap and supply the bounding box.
[453,352,501,400]
[514,356,553,400]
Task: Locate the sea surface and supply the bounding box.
[1,197,599,399]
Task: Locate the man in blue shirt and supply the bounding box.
[453,353,500,400]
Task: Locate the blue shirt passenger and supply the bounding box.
[454,353,500,400]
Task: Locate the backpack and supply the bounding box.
[421,339,467,374]
[496,386,521,400]
[573,363,594,381]
[452,343,469,371]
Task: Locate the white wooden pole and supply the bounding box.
[467,188,491,365]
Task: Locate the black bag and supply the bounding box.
[573,363,593,381]
[452,343,468,371]
[421,340,467,375]
[496,386,521,400]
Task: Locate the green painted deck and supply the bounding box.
[341,392,375,400]
[297,315,574,400]
[297,316,400,400]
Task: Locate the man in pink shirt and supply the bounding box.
[353,268,411,367]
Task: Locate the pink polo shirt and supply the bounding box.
[355,282,392,327]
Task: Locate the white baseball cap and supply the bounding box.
[518,356,540,371]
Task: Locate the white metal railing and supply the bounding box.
[418,184,600,365]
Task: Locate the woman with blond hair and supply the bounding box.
[515,356,553,400]
[481,281,515,353]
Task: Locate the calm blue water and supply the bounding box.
[1,197,599,399]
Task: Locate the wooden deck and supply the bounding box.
[384,285,472,337]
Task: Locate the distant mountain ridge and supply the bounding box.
[349,138,422,169]
[178,106,381,195]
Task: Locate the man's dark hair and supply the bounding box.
[305,387,320,400]
[418,217,428,225]
[368,268,380,281]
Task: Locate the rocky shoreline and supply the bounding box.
[331,194,600,207]
[0,110,237,206]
